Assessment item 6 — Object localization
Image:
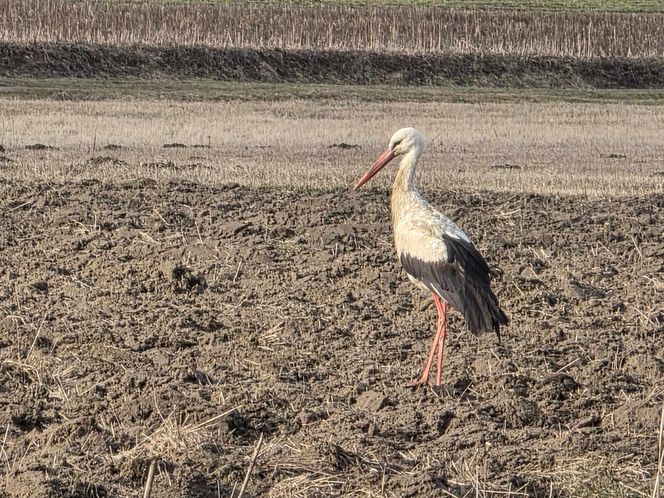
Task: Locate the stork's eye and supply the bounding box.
[392,139,402,149]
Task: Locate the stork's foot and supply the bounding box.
[405,376,430,388]
[404,379,429,389]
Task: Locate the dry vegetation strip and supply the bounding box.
[0,98,662,197]
[4,77,664,103]
[2,0,664,58]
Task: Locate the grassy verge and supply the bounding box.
[3,78,664,104]
[3,44,664,88]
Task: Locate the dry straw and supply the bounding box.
[1,98,663,198]
[1,0,663,58]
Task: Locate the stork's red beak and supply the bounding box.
[353,149,396,190]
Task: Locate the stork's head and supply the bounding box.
[354,127,424,190]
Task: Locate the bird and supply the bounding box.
[354,127,508,387]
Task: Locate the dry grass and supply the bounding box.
[0,341,85,483]
[1,0,664,58]
[0,97,662,197]
[114,408,238,460]
[256,432,659,497]
[655,401,664,498]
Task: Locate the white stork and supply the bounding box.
[354,127,508,387]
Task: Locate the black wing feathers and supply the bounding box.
[400,234,508,337]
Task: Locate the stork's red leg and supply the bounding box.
[407,294,448,387]
[434,296,447,386]
[406,320,440,387]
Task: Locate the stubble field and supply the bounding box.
[1,97,663,195]
[0,95,663,497]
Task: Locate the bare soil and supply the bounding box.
[0,180,662,497]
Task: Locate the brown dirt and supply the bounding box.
[0,180,662,497]
[2,43,664,88]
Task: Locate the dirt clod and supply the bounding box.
[25,143,58,150]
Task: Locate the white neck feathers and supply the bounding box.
[394,147,422,193]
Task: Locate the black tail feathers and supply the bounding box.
[462,285,508,340]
